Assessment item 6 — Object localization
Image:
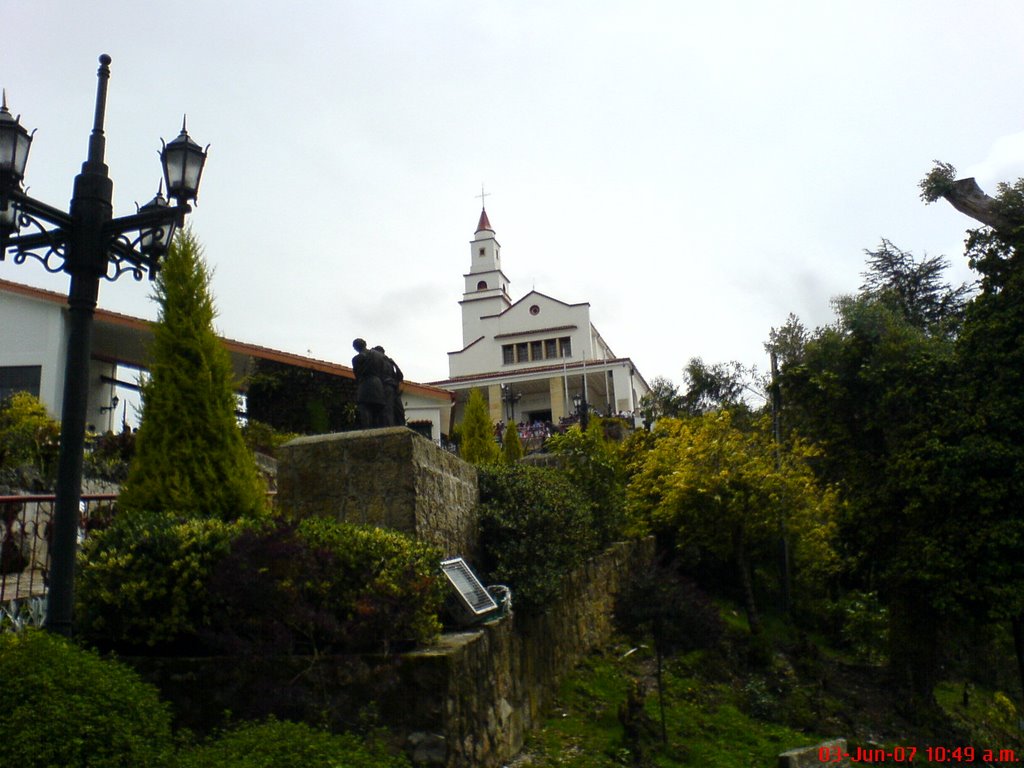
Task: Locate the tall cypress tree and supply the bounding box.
[459,389,500,465]
[118,230,265,520]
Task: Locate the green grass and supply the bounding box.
[519,641,824,767]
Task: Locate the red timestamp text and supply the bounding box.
[818,744,1019,763]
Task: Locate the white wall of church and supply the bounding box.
[450,292,596,379]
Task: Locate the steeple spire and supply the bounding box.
[475,184,493,233]
[476,207,493,233]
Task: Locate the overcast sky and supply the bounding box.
[5,2,1024,392]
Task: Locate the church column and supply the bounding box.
[549,377,566,423]
[487,384,503,424]
[610,364,635,416]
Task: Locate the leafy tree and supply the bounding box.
[638,375,683,425]
[459,389,499,465]
[0,392,60,479]
[118,230,265,521]
[501,420,524,463]
[626,412,838,634]
[546,418,629,546]
[680,357,758,417]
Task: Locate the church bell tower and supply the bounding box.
[460,207,511,347]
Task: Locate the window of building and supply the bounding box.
[515,343,528,363]
[502,345,515,365]
[477,280,488,290]
[478,247,486,257]
[530,340,542,360]
[529,304,540,316]
[544,339,557,358]
[559,337,572,357]
[0,365,42,402]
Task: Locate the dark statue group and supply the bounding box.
[351,338,405,429]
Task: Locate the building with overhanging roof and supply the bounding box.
[433,208,649,428]
[0,278,454,441]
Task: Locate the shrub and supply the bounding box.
[295,518,445,652]
[75,509,248,652]
[477,463,595,613]
[615,560,724,655]
[0,391,59,479]
[84,426,135,483]
[176,719,409,768]
[198,521,338,655]
[241,418,297,456]
[77,508,444,655]
[0,629,174,768]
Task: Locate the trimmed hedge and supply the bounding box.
[76,512,444,655]
[0,630,174,768]
[75,510,247,652]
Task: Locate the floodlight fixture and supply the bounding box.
[440,557,500,625]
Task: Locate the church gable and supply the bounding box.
[484,290,589,325]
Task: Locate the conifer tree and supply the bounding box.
[118,230,265,520]
[459,389,500,465]
[501,420,524,464]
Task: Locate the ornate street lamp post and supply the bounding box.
[0,55,207,637]
[572,390,589,431]
[500,383,521,423]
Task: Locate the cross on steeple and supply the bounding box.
[475,184,490,210]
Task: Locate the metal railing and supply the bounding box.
[0,494,118,603]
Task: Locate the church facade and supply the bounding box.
[435,208,650,429]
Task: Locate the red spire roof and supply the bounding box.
[476,208,493,233]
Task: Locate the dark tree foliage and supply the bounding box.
[922,166,1024,706]
[246,358,358,435]
[859,239,971,337]
[774,244,965,699]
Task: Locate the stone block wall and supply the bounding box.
[391,537,656,767]
[135,430,653,767]
[276,427,479,558]
[129,538,653,768]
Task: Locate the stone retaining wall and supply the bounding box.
[130,538,653,768]
[138,429,653,766]
[395,537,655,767]
[276,428,479,559]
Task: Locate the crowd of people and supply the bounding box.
[493,418,554,447]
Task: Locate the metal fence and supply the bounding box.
[0,494,118,603]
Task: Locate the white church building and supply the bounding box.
[435,208,650,428]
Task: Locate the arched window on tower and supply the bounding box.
[477,280,488,290]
